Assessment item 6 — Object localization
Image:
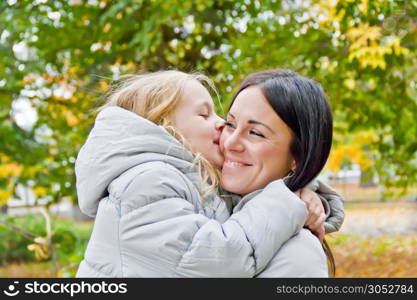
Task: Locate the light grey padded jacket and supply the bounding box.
[75,107,329,277]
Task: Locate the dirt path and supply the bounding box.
[340,202,417,237]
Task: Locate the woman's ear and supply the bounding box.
[291,160,296,172]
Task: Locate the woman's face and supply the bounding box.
[172,80,224,168]
[220,86,294,195]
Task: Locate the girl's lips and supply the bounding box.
[213,134,220,145]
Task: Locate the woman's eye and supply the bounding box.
[249,130,265,138]
[224,121,235,129]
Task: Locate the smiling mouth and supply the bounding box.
[224,159,251,168]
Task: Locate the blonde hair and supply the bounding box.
[99,70,221,201]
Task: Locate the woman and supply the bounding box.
[221,69,343,277]
[75,70,343,277]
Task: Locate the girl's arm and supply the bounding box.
[305,179,345,234]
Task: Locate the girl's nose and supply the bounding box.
[215,121,225,131]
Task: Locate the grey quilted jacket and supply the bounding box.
[75,107,337,277]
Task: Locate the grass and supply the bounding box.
[0,261,54,277]
[331,183,417,200]
[328,233,417,277]
[327,201,417,277]
[0,260,81,278]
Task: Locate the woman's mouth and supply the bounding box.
[223,159,251,168]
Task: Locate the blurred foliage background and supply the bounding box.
[0,0,416,277]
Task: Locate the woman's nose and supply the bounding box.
[223,130,244,153]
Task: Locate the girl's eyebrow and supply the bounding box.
[228,113,275,133]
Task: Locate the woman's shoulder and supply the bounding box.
[288,229,324,249]
[279,229,326,262]
[257,229,328,278]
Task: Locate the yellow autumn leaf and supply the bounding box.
[98,79,109,92]
[64,110,79,126]
[312,0,346,28]
[391,37,410,56]
[343,78,356,90]
[353,132,379,144]
[0,163,23,178]
[346,23,409,69]
[0,154,12,163]
[24,166,40,177]
[33,186,48,198]
[27,243,50,261]
[124,61,137,72]
[102,23,111,33]
[327,143,374,172]
[0,190,12,206]
[358,0,369,14]
[346,24,381,46]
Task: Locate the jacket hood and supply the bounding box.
[75,106,196,217]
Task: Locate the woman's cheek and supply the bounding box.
[219,131,227,153]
